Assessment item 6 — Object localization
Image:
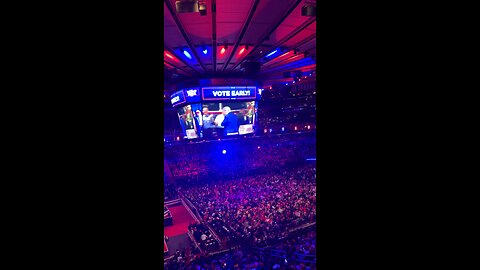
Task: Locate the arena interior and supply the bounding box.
[163,1,317,269]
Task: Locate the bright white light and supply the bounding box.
[222,150,226,154]
[183,50,192,59]
[282,127,285,131]
[266,49,278,57]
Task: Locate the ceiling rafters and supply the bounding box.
[302,46,316,54]
[164,0,207,72]
[261,59,315,74]
[212,0,217,73]
[253,34,316,72]
[164,60,195,76]
[253,17,316,62]
[221,0,261,72]
[261,43,315,71]
[164,46,200,75]
[231,0,303,71]
[290,34,316,52]
[261,54,303,71]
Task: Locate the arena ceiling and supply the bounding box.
[164,0,317,88]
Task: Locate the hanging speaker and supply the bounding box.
[175,0,199,13]
[301,5,316,17]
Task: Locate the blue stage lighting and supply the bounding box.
[222,150,227,154]
[202,48,208,55]
[282,127,285,132]
[182,49,192,59]
[265,49,278,57]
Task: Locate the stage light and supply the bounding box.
[266,49,278,57]
[285,83,288,85]
[165,52,174,59]
[182,49,192,59]
[202,47,208,55]
[307,125,310,129]
[220,45,227,55]
[282,127,285,132]
[164,138,166,142]
[269,128,272,133]
[293,81,295,84]
[264,129,267,133]
[258,146,260,149]
[222,150,226,154]
[177,137,180,140]
[295,126,297,131]
[198,1,207,16]
[238,47,245,55]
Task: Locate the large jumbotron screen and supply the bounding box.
[171,86,260,140]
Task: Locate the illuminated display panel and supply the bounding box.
[202,86,257,101]
[175,101,258,140]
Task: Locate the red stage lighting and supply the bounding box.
[238,47,245,55]
[220,47,226,55]
[165,52,175,60]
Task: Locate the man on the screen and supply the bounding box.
[221,106,239,136]
[202,107,215,129]
[194,110,203,138]
[182,105,195,129]
[246,101,255,124]
[238,109,248,125]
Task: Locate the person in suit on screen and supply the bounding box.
[221,106,239,136]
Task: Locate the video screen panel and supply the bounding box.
[176,101,258,140]
[176,103,203,139]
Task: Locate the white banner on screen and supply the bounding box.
[186,129,198,139]
[239,124,254,135]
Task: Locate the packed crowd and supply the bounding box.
[164,226,316,270]
[164,132,316,184]
[164,130,317,269]
[179,165,316,248]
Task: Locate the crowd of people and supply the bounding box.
[164,132,316,185]
[164,225,316,270]
[164,127,317,269]
[179,165,316,247]
[189,223,220,252]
